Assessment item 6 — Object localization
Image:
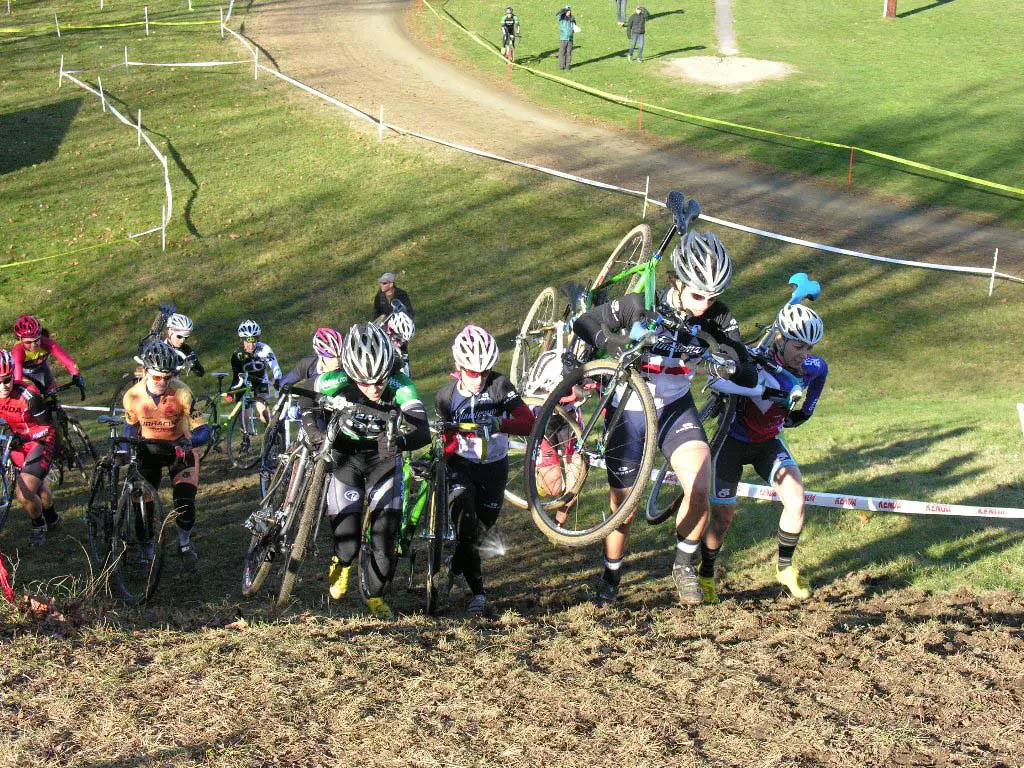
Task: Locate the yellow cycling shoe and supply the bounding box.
[776,565,811,600]
[328,556,351,600]
[698,575,720,605]
[366,597,394,620]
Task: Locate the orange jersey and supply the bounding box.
[122,379,206,441]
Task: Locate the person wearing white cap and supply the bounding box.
[372,272,415,320]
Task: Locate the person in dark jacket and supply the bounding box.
[372,272,415,319]
[625,6,649,62]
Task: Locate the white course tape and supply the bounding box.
[62,405,117,413]
[127,59,249,67]
[506,439,1021,519]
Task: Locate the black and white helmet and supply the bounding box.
[452,325,499,372]
[237,319,262,339]
[777,304,824,345]
[141,340,180,374]
[342,323,395,384]
[384,312,416,343]
[524,350,563,397]
[671,230,733,296]
[166,313,193,334]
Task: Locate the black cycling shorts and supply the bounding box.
[712,435,796,505]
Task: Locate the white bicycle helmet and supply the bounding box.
[342,323,395,384]
[141,341,180,374]
[524,350,564,398]
[237,319,262,339]
[452,325,499,372]
[384,312,416,343]
[166,313,194,334]
[777,304,824,346]
[313,327,344,359]
[671,229,733,296]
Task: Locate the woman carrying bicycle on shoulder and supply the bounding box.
[296,323,429,619]
[700,304,828,603]
[572,230,756,606]
[0,350,61,546]
[435,325,535,617]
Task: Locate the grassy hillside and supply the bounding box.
[416,0,1024,222]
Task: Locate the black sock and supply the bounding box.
[42,505,58,525]
[603,556,624,586]
[31,516,46,528]
[699,542,720,578]
[778,528,801,569]
[673,536,700,569]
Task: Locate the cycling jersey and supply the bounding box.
[122,379,207,442]
[301,370,429,455]
[573,291,752,410]
[230,342,282,391]
[501,15,519,40]
[434,372,533,463]
[729,356,828,444]
[0,383,55,480]
[280,355,321,390]
[11,336,80,392]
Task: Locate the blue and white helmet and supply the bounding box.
[777,304,823,345]
[237,319,262,339]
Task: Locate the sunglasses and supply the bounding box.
[0,377,12,385]
[147,371,175,382]
[20,336,42,344]
[460,368,487,379]
[171,333,191,341]
[243,337,259,343]
[688,290,719,304]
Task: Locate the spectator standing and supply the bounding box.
[626,5,649,62]
[373,272,415,319]
[615,0,628,26]
[556,6,578,71]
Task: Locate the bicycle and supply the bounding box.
[85,415,174,604]
[257,388,298,498]
[46,380,96,485]
[192,372,268,469]
[502,31,520,62]
[644,272,821,525]
[520,192,736,547]
[0,427,22,535]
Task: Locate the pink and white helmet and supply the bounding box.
[312,327,344,359]
[452,325,499,372]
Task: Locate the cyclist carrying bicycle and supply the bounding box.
[136,305,205,377]
[230,320,282,423]
[700,303,828,603]
[280,327,345,389]
[435,325,535,617]
[572,230,756,606]
[11,315,85,395]
[121,342,211,572]
[0,350,60,545]
[500,7,520,58]
[297,323,429,619]
[381,311,415,377]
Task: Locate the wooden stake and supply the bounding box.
[137,109,142,146]
[58,55,64,88]
[54,12,60,37]
[98,76,106,111]
[988,249,999,297]
[642,175,650,219]
[124,46,129,73]
[144,6,149,35]
[847,146,855,188]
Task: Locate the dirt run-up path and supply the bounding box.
[240,0,1022,275]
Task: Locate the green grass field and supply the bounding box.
[0,0,1021,591]
[417,0,1024,221]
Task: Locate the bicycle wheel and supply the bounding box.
[504,404,585,512]
[84,459,115,568]
[258,417,286,498]
[645,391,737,525]
[110,478,166,605]
[525,359,657,547]
[276,459,326,606]
[424,456,448,615]
[66,417,97,481]
[590,224,653,307]
[108,373,139,417]
[242,448,301,597]
[0,461,18,535]
[510,286,560,390]
[227,398,267,470]
[193,395,220,461]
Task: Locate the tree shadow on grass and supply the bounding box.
[897,0,956,19]
[648,10,686,21]
[645,45,706,60]
[518,48,559,65]
[0,98,82,175]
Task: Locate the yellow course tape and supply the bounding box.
[421,0,1023,198]
[0,239,126,271]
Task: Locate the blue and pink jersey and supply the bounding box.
[728,356,828,444]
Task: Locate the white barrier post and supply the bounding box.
[1018,403,1024,437]
[124,46,129,73]
[161,204,167,251]
[137,109,142,146]
[54,12,60,37]
[58,55,64,88]
[988,249,999,297]
[642,175,650,219]
[253,47,258,80]
[144,6,149,35]
[219,7,224,38]
[6,0,10,15]
[378,105,384,144]
[188,0,192,10]
[100,0,104,9]
[226,0,235,22]
[97,76,106,112]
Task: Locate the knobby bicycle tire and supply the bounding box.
[645,392,737,525]
[242,448,301,597]
[84,460,114,569]
[227,399,266,470]
[525,359,658,547]
[193,395,220,461]
[590,223,653,307]
[67,417,97,481]
[108,373,139,417]
[110,478,166,605]
[258,416,286,498]
[425,457,448,615]
[276,459,326,606]
[510,286,560,390]
[504,404,585,511]
[0,461,18,535]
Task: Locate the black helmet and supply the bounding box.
[141,340,180,374]
[505,6,513,12]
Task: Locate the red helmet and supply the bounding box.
[14,315,40,339]
[312,327,344,359]
[0,350,13,378]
